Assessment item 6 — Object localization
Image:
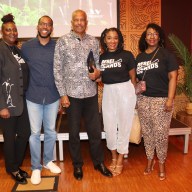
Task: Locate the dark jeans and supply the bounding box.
[0,99,30,173]
[66,95,104,168]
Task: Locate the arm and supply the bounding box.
[164,70,178,111]
[0,51,10,118]
[129,68,137,87]
[54,39,70,108]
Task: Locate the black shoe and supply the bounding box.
[19,168,29,178]
[73,167,83,180]
[11,172,28,184]
[95,163,112,177]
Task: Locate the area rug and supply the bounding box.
[11,176,59,192]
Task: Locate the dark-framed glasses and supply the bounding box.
[146,33,159,38]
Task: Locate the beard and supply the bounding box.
[38,31,51,38]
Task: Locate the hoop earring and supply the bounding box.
[160,42,164,48]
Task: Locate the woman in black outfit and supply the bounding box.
[0,14,30,184]
[136,23,178,181]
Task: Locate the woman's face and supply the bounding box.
[145,28,160,48]
[104,30,119,52]
[1,22,18,46]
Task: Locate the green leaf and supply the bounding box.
[168,34,192,102]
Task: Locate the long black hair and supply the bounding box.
[100,27,124,53]
[138,23,166,52]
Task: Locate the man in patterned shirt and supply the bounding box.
[54,9,112,180]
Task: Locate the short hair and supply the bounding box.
[138,23,166,52]
[72,9,87,21]
[100,27,124,53]
[38,15,53,26]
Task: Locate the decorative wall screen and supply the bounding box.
[119,0,161,56]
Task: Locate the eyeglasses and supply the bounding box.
[39,22,52,27]
[146,33,159,38]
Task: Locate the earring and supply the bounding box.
[160,39,164,48]
[160,42,164,48]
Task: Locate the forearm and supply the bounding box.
[129,68,137,87]
[53,43,67,96]
[167,70,178,101]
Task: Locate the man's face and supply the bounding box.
[71,11,87,37]
[37,17,53,38]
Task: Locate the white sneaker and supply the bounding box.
[31,169,41,185]
[44,161,61,174]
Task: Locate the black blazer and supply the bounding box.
[0,40,29,116]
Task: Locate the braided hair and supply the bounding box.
[100,27,124,53]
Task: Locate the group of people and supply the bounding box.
[0,9,178,185]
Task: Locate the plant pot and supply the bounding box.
[185,103,192,114]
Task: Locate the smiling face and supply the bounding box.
[71,10,87,38]
[37,16,53,39]
[1,22,18,46]
[145,28,160,49]
[104,30,119,52]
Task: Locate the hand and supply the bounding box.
[135,81,146,95]
[61,95,70,108]
[164,99,173,112]
[0,108,10,118]
[95,77,102,82]
[88,66,101,81]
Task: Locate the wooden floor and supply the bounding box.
[1,136,192,192]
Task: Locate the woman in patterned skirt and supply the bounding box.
[136,23,178,180]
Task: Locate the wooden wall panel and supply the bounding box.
[119,0,161,56]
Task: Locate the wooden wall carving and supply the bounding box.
[119,0,161,56]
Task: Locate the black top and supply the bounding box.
[100,50,136,84]
[0,41,29,116]
[136,47,179,97]
[8,45,28,93]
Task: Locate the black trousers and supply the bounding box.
[0,99,30,173]
[66,95,104,168]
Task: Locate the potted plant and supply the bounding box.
[168,34,192,114]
